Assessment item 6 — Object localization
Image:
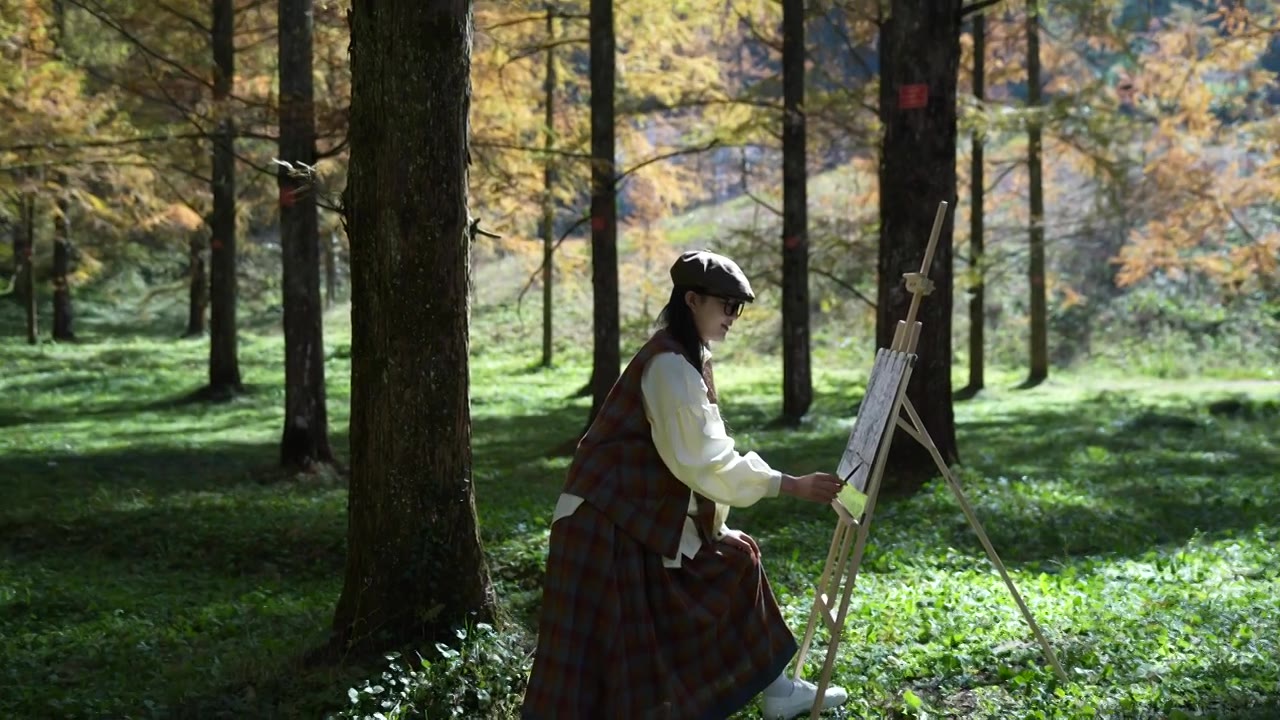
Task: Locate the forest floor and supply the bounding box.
[2,306,1279,719]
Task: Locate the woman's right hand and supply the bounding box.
[780,472,844,504]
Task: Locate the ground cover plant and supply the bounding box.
[2,303,1277,718]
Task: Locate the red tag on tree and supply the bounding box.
[591,215,606,231]
[899,83,929,110]
[279,187,297,208]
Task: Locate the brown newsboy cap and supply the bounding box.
[669,250,755,302]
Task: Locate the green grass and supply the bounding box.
[2,300,1279,719]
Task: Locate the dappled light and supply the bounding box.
[4,336,1276,717]
[3,0,1278,718]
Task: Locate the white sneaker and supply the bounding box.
[760,677,849,719]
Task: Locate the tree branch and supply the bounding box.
[810,266,877,310]
[157,0,210,34]
[151,161,208,219]
[469,217,502,242]
[501,36,589,67]
[115,159,212,185]
[823,7,878,81]
[617,94,783,116]
[509,141,725,314]
[66,0,280,115]
[472,140,591,159]
[735,7,782,52]
[318,134,350,160]
[0,134,205,153]
[960,0,1004,19]
[614,140,721,187]
[481,10,589,32]
[482,12,551,31]
[515,213,592,310]
[66,0,212,92]
[743,187,782,216]
[740,150,782,216]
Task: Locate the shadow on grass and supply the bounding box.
[0,438,352,718]
[4,363,1278,719]
[1191,696,1280,720]
[0,431,351,515]
[1,492,346,582]
[646,392,1280,569]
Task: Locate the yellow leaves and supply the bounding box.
[1117,1,1278,292]
[468,0,743,257]
[1052,275,1085,310]
[142,203,204,233]
[1115,229,1174,289]
[1120,132,1277,291]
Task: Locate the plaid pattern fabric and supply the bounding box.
[521,503,797,720]
[522,330,798,719]
[561,330,717,559]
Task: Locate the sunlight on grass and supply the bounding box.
[2,313,1278,717]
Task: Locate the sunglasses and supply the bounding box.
[718,297,746,318]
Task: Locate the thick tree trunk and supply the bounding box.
[540,6,557,370]
[780,0,812,424]
[962,12,985,397]
[52,193,73,341]
[333,0,495,654]
[278,0,333,470]
[186,226,208,336]
[876,0,961,491]
[585,0,618,427]
[208,0,242,395]
[1026,0,1048,386]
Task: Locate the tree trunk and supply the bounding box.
[50,4,73,342]
[186,226,208,336]
[962,12,985,397]
[8,205,16,279]
[20,193,37,345]
[875,0,961,491]
[12,195,38,344]
[208,0,242,396]
[324,230,337,309]
[540,5,557,369]
[52,191,74,341]
[585,0,618,426]
[332,0,495,654]
[1026,0,1048,386]
[780,0,812,425]
[278,0,333,470]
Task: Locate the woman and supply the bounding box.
[522,250,849,720]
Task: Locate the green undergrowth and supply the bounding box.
[2,303,1278,718]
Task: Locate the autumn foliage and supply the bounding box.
[0,0,1275,366]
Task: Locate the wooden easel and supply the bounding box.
[791,201,1068,718]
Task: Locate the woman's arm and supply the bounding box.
[640,352,841,507]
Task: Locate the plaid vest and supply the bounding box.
[563,329,718,559]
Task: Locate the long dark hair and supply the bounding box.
[657,285,718,402]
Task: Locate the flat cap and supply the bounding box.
[669,250,755,302]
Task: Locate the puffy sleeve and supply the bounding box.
[640,351,782,507]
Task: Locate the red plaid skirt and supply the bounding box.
[522,502,797,719]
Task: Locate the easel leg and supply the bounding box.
[898,399,1069,682]
[808,517,868,718]
[791,517,849,681]
[800,400,905,718]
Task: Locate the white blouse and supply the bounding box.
[552,349,782,568]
